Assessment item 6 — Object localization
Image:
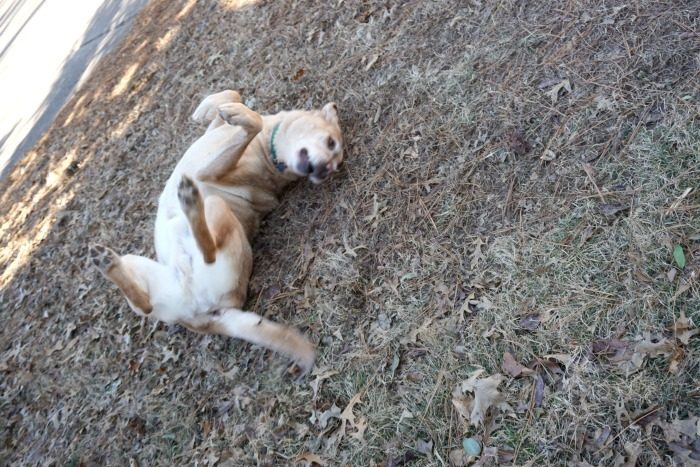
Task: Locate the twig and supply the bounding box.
[581,163,606,202]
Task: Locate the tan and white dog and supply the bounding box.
[90,90,343,376]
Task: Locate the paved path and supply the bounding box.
[0,0,148,179]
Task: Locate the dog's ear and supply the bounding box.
[321,102,338,124]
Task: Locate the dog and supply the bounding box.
[89,90,343,376]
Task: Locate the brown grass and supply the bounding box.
[1,0,699,465]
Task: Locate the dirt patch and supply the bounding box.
[1,0,699,465]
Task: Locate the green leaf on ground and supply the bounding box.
[673,245,686,269]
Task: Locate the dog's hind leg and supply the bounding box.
[177,175,217,263]
[184,309,316,377]
[191,90,242,132]
[89,244,153,314]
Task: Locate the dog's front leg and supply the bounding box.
[196,103,263,182]
[191,90,243,132]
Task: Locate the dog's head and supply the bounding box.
[280,103,344,184]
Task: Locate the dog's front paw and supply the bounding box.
[192,90,242,123]
[88,244,118,273]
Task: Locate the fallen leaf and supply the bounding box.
[673,245,686,268]
[635,335,675,357]
[473,446,500,467]
[127,416,146,436]
[387,451,419,467]
[317,404,341,429]
[455,370,509,426]
[668,310,699,345]
[540,149,556,161]
[599,203,629,217]
[415,438,433,456]
[507,129,531,156]
[502,352,535,378]
[470,237,485,269]
[593,425,612,448]
[400,317,433,345]
[364,54,379,71]
[309,368,339,400]
[613,442,642,467]
[340,393,365,440]
[668,345,686,374]
[533,373,545,407]
[659,416,700,442]
[291,68,305,81]
[538,76,563,89]
[295,452,327,467]
[519,314,541,331]
[449,448,467,466]
[350,417,368,442]
[399,408,414,424]
[630,406,661,432]
[593,334,678,375]
[545,78,572,104]
[544,353,573,367]
[667,268,678,282]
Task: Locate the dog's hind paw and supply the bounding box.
[89,244,118,272]
[177,175,201,214]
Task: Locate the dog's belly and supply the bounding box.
[151,213,243,316]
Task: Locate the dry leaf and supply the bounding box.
[540,149,556,161]
[400,317,433,345]
[502,352,535,377]
[544,353,573,367]
[613,442,642,467]
[317,404,341,429]
[668,310,699,345]
[473,446,500,467]
[519,314,541,331]
[415,438,433,456]
[350,417,368,442]
[533,373,545,407]
[593,334,679,375]
[657,416,700,463]
[295,452,327,467]
[449,448,467,466]
[340,393,365,441]
[507,129,531,156]
[291,68,305,81]
[545,78,572,103]
[309,368,339,400]
[455,370,508,426]
[364,54,379,71]
[659,416,700,442]
[599,203,630,217]
[470,237,485,269]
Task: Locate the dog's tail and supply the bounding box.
[204,308,316,377]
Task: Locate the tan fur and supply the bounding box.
[91,90,344,376]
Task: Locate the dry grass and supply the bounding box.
[1,0,699,465]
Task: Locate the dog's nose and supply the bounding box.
[297,148,313,174]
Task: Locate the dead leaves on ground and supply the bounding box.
[452,369,512,428]
[307,391,367,462]
[593,310,698,375]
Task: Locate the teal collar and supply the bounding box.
[269,123,287,172]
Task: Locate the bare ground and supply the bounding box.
[1,0,699,465]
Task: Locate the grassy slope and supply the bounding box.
[1,0,698,465]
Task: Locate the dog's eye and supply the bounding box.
[327,137,336,150]
[299,148,308,159]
